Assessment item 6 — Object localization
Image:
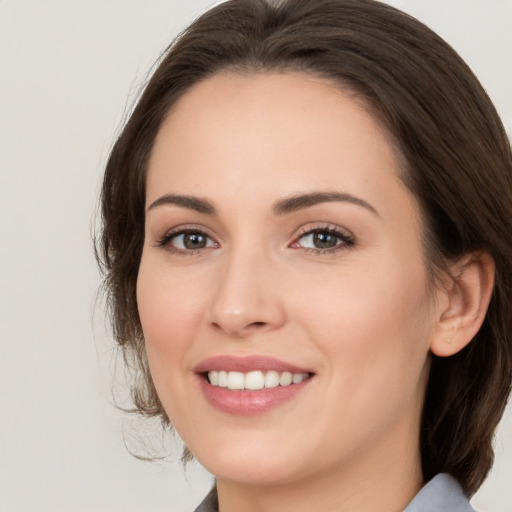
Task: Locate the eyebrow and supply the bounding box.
[147,194,217,214]
[272,191,379,217]
[146,191,378,217]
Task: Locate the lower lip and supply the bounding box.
[197,376,312,415]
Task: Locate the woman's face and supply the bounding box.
[137,72,440,486]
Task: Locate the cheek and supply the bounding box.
[298,253,429,334]
[294,253,433,391]
[136,258,203,386]
[294,263,432,447]
[136,259,213,437]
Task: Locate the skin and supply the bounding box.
[136,72,491,512]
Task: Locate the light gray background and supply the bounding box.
[1,1,511,511]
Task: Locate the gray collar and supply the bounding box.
[404,474,475,512]
[194,473,475,512]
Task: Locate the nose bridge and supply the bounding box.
[208,238,286,337]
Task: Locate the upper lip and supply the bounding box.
[193,355,312,374]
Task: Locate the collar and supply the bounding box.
[404,473,475,512]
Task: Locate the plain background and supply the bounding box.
[1,1,511,511]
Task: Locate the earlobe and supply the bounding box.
[430,251,495,357]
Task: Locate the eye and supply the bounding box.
[292,227,355,252]
[157,229,218,252]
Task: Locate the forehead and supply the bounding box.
[146,71,414,222]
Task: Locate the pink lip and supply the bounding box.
[194,355,311,374]
[194,355,314,416]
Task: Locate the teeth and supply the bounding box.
[207,370,309,390]
[245,371,265,390]
[209,370,219,386]
[279,371,293,386]
[264,370,280,388]
[218,371,228,388]
[227,371,245,390]
[292,373,307,384]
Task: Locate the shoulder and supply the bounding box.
[404,473,476,512]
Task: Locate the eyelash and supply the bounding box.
[155,227,217,255]
[292,224,355,254]
[155,224,355,256]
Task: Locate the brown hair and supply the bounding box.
[96,0,512,495]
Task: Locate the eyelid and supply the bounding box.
[154,224,220,253]
[290,223,356,252]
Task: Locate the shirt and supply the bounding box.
[193,473,475,512]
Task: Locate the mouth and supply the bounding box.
[194,355,315,415]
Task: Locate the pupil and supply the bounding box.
[313,232,337,249]
[184,233,206,249]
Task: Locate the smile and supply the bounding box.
[195,355,314,415]
[208,370,310,390]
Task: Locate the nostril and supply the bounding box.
[249,322,266,328]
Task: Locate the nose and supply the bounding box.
[207,247,287,338]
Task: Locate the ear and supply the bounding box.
[430,251,495,357]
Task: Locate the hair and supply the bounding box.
[96,0,512,496]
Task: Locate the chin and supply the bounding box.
[191,437,310,486]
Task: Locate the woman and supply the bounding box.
[96,0,512,510]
